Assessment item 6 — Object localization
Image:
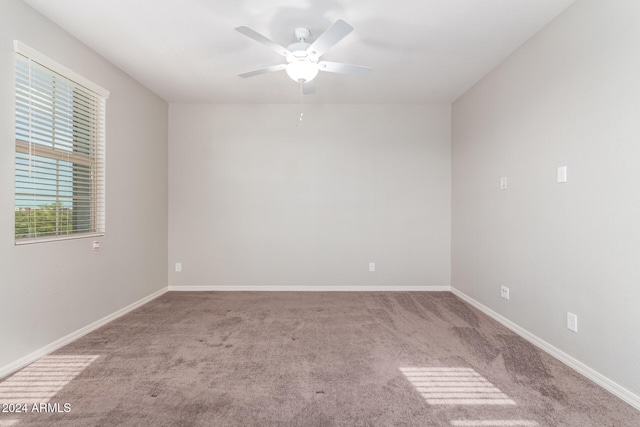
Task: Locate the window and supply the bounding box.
[14,41,109,244]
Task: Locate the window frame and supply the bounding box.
[13,41,110,245]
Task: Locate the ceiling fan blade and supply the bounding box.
[306,19,353,58]
[317,61,373,78]
[235,26,290,57]
[302,81,316,95]
[238,64,286,78]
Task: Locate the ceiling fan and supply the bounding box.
[235,20,373,94]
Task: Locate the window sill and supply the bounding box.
[15,232,105,246]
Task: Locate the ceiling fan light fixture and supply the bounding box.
[285,61,318,83]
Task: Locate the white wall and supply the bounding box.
[452,0,640,397]
[0,0,168,373]
[169,104,450,289]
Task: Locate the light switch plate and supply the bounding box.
[567,312,578,332]
[557,166,567,183]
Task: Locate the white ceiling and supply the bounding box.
[23,0,575,104]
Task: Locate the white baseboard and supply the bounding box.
[450,287,640,411]
[168,285,452,292]
[0,287,168,380]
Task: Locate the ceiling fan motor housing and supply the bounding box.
[287,42,314,60]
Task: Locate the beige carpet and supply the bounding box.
[1,291,638,426]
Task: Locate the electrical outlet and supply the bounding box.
[500,286,510,300]
[369,262,375,272]
[175,262,182,272]
[500,177,507,190]
[567,312,578,332]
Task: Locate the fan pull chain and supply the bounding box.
[297,82,304,125]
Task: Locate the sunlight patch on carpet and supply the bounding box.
[0,355,98,404]
[400,367,516,405]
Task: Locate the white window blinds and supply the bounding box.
[14,41,109,243]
